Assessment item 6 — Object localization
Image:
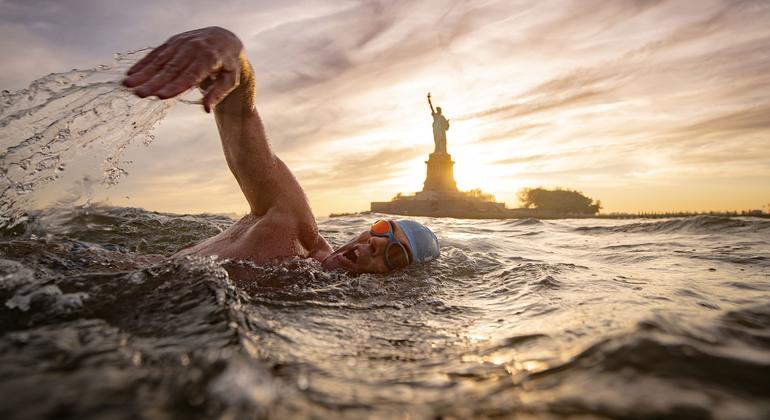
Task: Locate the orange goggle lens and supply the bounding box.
[371,219,392,235]
[370,220,411,270]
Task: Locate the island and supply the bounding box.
[370,94,512,218]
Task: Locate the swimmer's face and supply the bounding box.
[322,221,412,274]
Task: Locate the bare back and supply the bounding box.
[176,209,329,263]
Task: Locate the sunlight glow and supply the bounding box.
[21,0,766,216]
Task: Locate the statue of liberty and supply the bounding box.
[427,92,449,154]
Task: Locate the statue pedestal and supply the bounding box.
[422,152,458,192]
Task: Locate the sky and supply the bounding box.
[2,0,769,216]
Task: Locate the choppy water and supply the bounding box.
[0,206,768,419]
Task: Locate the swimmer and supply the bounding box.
[122,27,439,274]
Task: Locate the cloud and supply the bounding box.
[295,144,424,190]
[457,89,606,122]
[493,150,584,166]
[456,0,769,123]
[472,123,553,144]
[671,104,770,142]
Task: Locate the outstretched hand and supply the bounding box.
[122,27,244,113]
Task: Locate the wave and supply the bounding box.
[0,256,296,419]
[2,205,232,255]
[1,206,769,418]
[575,215,770,234]
[516,304,770,417]
[502,218,544,226]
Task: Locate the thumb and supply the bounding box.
[202,69,239,113]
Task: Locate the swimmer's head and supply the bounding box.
[322,219,440,274]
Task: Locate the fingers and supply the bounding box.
[202,69,239,113]
[123,45,179,88]
[123,28,244,110]
[130,46,196,98]
[155,60,213,99]
[144,59,198,99]
[127,46,163,76]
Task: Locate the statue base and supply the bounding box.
[370,151,512,219]
[422,152,458,192]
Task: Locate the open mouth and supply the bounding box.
[343,248,358,264]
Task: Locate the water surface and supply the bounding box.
[1,207,768,419]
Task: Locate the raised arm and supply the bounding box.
[427,92,436,114]
[122,27,316,224]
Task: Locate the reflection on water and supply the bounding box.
[1,206,768,419]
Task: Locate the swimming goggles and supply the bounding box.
[370,220,411,270]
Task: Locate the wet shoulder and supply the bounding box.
[175,211,316,263]
[237,209,324,260]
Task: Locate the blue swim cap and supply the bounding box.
[394,220,440,264]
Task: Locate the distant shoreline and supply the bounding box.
[329,210,769,220]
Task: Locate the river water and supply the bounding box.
[0,206,768,419]
[1,50,769,420]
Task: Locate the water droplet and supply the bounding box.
[297,375,309,390]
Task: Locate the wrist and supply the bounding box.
[213,53,256,114]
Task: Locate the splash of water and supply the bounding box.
[0,49,175,227]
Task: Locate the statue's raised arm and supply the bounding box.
[427,92,436,114]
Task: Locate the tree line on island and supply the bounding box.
[518,187,602,215]
[464,186,602,215]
